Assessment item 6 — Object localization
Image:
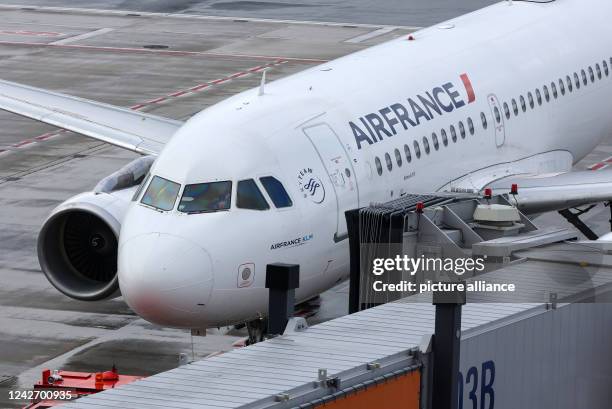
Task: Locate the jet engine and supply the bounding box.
[37,156,154,301]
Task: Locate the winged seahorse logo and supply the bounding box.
[298,168,325,204]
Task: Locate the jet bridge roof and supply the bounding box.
[62,240,612,409]
[61,304,532,409]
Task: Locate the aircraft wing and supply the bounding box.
[489,170,612,214]
[0,79,183,155]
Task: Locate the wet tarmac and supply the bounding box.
[0,0,497,27]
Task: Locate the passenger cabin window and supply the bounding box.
[503,102,510,119]
[375,157,383,176]
[558,79,565,96]
[467,117,475,135]
[438,130,447,147]
[566,76,573,92]
[394,148,402,167]
[520,95,526,112]
[511,99,518,116]
[536,89,542,105]
[551,82,558,99]
[237,179,269,210]
[441,128,450,145]
[450,125,457,142]
[493,106,501,124]
[588,66,595,83]
[260,176,293,208]
[480,112,488,130]
[404,144,412,163]
[458,121,466,139]
[178,181,232,213]
[581,69,587,86]
[385,152,393,171]
[596,64,602,79]
[413,140,422,159]
[141,176,180,211]
[422,137,430,155]
[528,92,535,109]
[603,60,609,77]
[574,72,580,89]
[432,133,440,150]
[543,85,550,102]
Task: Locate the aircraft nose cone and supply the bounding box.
[118,233,213,328]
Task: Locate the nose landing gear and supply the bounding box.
[246,318,267,345]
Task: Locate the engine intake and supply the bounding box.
[38,195,123,301]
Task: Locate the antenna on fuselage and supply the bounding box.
[258,68,270,96]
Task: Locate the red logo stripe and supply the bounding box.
[460,73,476,103]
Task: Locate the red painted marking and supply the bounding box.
[146,97,166,104]
[460,73,476,103]
[249,65,265,72]
[604,156,612,163]
[34,132,54,140]
[14,140,34,147]
[190,84,209,91]
[169,90,190,97]
[229,72,247,79]
[129,103,147,110]
[211,78,228,84]
[0,30,62,37]
[590,162,606,170]
[34,132,57,141]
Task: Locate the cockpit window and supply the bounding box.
[237,179,269,210]
[132,173,151,202]
[141,176,180,211]
[178,181,232,213]
[260,176,293,208]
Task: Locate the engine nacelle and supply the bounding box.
[38,190,134,301]
[38,156,153,301]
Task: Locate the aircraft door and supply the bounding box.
[487,94,506,147]
[304,123,358,242]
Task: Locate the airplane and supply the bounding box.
[2,0,612,331]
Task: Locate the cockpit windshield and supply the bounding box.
[141,176,181,211]
[178,181,232,213]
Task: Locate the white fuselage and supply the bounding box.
[117,0,612,328]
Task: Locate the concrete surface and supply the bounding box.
[0,0,497,27]
[0,7,414,407]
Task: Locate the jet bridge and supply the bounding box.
[345,192,577,312]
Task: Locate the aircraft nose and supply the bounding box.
[118,233,213,328]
